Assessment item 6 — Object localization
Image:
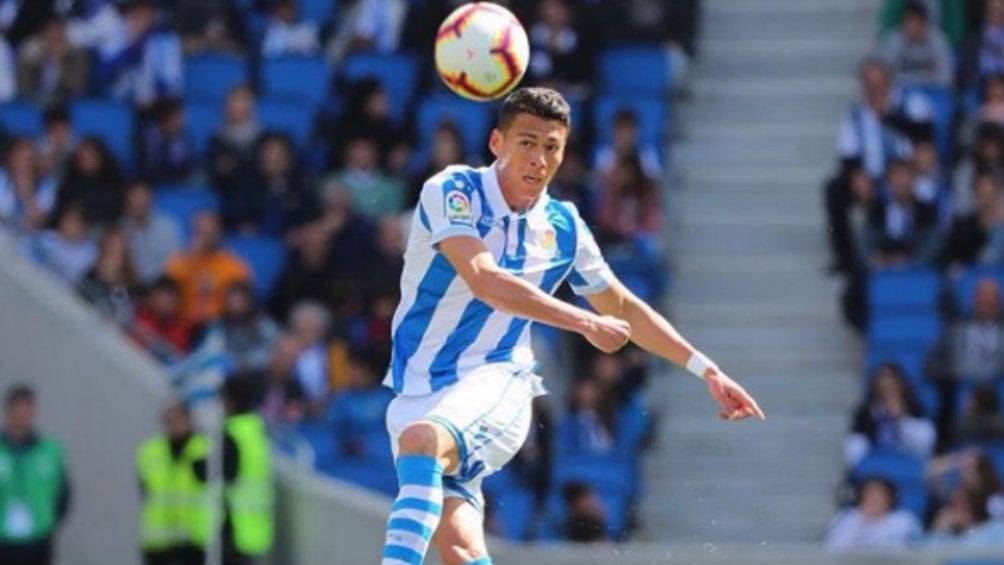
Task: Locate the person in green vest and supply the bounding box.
[136,401,213,565]
[193,374,273,565]
[0,384,70,565]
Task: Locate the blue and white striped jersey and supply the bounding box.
[384,163,615,396]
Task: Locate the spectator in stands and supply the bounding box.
[288,300,332,412]
[326,350,394,457]
[137,99,196,185]
[29,204,98,285]
[927,449,1004,508]
[911,139,949,222]
[526,0,592,95]
[824,478,923,550]
[63,0,124,56]
[315,179,376,276]
[953,382,1004,445]
[844,363,936,466]
[197,374,274,564]
[967,75,1004,135]
[215,282,281,372]
[364,215,405,300]
[549,146,596,227]
[326,135,404,220]
[594,154,661,262]
[862,159,942,270]
[0,384,71,565]
[234,132,318,239]
[208,85,262,211]
[928,486,1004,546]
[269,222,338,322]
[132,276,194,361]
[927,277,1004,383]
[78,227,137,324]
[974,0,1004,81]
[261,0,320,57]
[120,179,181,285]
[562,481,607,543]
[136,401,210,565]
[0,0,57,48]
[952,124,1004,216]
[558,378,615,457]
[15,18,89,106]
[343,0,408,55]
[259,334,307,425]
[35,107,76,181]
[165,211,251,326]
[0,138,57,232]
[328,79,406,171]
[52,136,125,230]
[594,109,662,182]
[939,173,1004,269]
[0,34,14,102]
[881,0,954,88]
[100,0,183,109]
[406,120,468,209]
[171,0,246,54]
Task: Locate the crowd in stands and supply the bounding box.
[823,0,1004,550]
[0,0,695,544]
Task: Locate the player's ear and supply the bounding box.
[488,128,503,158]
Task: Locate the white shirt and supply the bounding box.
[825,509,922,551]
[837,91,931,177]
[384,164,614,396]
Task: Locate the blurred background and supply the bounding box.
[1,0,1004,564]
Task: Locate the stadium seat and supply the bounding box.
[851,449,929,518]
[298,0,338,24]
[224,234,287,299]
[868,267,941,315]
[483,467,537,541]
[152,186,219,242]
[597,45,672,96]
[183,52,249,105]
[184,102,221,159]
[341,52,420,125]
[950,266,1004,316]
[416,95,493,159]
[592,94,668,151]
[70,99,135,169]
[261,55,331,109]
[867,313,942,353]
[906,85,956,163]
[257,99,314,147]
[0,101,43,137]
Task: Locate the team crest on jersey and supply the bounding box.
[541,228,557,253]
[445,190,472,223]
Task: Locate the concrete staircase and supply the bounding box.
[639,0,876,543]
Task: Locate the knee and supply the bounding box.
[398,422,447,457]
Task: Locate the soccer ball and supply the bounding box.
[434,2,530,101]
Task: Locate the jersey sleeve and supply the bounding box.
[567,205,615,296]
[417,169,481,246]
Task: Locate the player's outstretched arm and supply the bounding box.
[586,277,765,421]
[439,236,631,353]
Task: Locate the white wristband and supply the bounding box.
[686,351,715,380]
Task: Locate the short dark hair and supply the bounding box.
[903,0,929,21]
[498,87,571,131]
[43,106,70,127]
[5,384,35,408]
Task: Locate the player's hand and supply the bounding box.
[583,315,631,353]
[705,370,765,421]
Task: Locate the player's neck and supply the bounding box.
[498,179,544,215]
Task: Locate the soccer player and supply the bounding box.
[380,87,764,565]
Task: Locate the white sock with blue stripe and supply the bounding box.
[382,455,444,565]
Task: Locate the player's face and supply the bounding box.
[490,113,568,206]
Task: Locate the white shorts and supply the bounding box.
[385,363,547,509]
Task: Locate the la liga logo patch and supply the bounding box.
[445,190,472,223]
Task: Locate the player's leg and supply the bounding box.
[432,497,492,565]
[382,396,462,565]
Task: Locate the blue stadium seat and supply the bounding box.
[867,314,942,352]
[261,55,331,109]
[298,0,338,24]
[907,85,956,162]
[257,99,314,147]
[416,95,493,159]
[152,186,220,242]
[868,267,941,315]
[70,99,135,168]
[183,52,249,105]
[592,94,667,151]
[341,52,420,125]
[483,468,537,541]
[597,45,672,96]
[184,102,221,159]
[951,266,1004,316]
[0,101,43,137]
[296,421,337,464]
[224,234,287,299]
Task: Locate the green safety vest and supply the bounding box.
[0,436,65,543]
[225,413,274,556]
[136,434,216,550]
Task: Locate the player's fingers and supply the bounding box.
[745,396,766,420]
